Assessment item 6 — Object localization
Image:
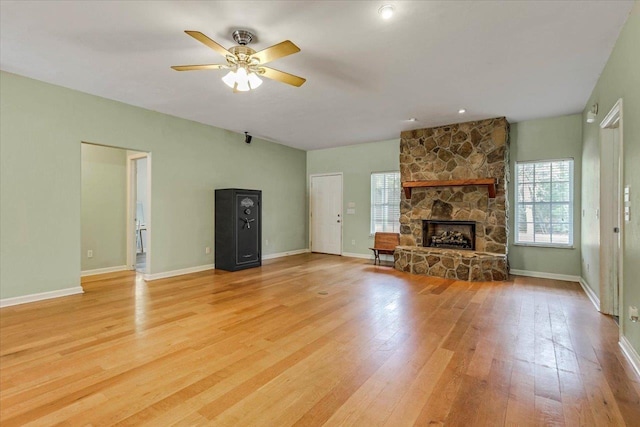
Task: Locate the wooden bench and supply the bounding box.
[369,232,400,265]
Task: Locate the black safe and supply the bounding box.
[215,189,262,271]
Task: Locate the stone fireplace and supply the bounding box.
[394,117,509,281]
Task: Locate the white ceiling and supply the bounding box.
[0,1,633,150]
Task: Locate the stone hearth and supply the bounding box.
[396,117,509,281]
[394,246,507,282]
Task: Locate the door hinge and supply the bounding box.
[614,227,620,233]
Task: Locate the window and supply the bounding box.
[371,171,401,234]
[515,159,574,247]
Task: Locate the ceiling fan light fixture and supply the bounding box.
[235,67,251,91]
[222,66,260,92]
[247,71,263,89]
[222,70,237,88]
[175,30,305,90]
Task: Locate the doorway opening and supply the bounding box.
[599,99,624,326]
[127,152,151,274]
[81,143,150,277]
[309,173,343,255]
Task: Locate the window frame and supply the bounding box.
[370,171,401,235]
[514,158,574,249]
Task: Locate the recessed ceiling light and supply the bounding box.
[378,5,395,20]
[458,108,467,114]
[407,117,417,122]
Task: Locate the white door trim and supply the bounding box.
[127,152,152,275]
[309,172,343,255]
[599,98,624,330]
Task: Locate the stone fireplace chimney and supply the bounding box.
[395,117,509,281]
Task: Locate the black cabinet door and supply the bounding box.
[235,193,260,265]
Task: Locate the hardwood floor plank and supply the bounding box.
[594,348,640,425]
[473,358,513,425]
[534,395,565,426]
[577,352,628,425]
[290,344,402,426]
[558,369,597,426]
[0,254,637,426]
[348,332,443,425]
[382,347,453,426]
[505,362,536,427]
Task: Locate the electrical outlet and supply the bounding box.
[205,247,211,254]
[87,250,93,258]
[630,306,639,322]
[351,239,356,245]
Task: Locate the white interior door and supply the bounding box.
[310,174,342,255]
[612,127,621,316]
[599,99,623,317]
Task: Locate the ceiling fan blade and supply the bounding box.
[171,64,226,71]
[185,30,233,58]
[260,67,306,87]
[251,40,300,65]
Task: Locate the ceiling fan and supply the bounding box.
[172,30,306,92]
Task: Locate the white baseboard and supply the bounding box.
[262,248,309,260]
[342,252,372,260]
[509,269,581,283]
[579,277,601,311]
[144,249,310,281]
[144,264,215,281]
[81,265,129,277]
[0,286,84,308]
[619,335,640,379]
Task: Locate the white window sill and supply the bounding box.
[513,243,575,249]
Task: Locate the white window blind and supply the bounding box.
[371,172,401,234]
[515,159,574,247]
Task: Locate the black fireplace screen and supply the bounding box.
[423,220,476,250]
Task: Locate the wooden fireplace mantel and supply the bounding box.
[402,178,496,199]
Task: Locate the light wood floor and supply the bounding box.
[1,254,639,426]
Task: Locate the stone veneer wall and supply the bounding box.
[399,117,510,254]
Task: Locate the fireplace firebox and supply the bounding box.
[423,220,476,250]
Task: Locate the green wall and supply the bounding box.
[307,139,400,257]
[0,71,307,299]
[581,4,640,354]
[81,144,127,271]
[508,114,583,276]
